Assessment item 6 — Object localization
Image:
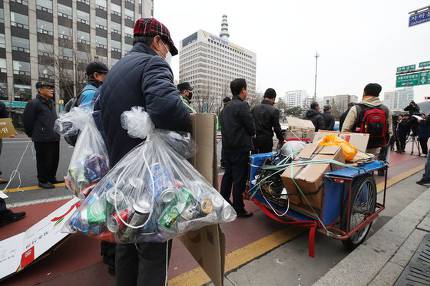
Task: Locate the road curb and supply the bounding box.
[313,188,430,286]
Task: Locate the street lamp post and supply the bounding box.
[314,51,319,102]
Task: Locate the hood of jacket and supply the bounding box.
[361,96,383,108]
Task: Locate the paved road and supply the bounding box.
[217,172,428,286]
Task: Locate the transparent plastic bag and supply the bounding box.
[65,107,236,243]
[280,141,306,158]
[55,107,109,198]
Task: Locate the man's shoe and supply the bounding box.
[237,211,253,218]
[49,178,64,184]
[416,179,430,186]
[38,182,55,189]
[0,178,8,184]
[0,210,26,227]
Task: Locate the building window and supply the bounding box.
[58,25,72,39]
[111,40,121,50]
[0,7,5,23]
[10,12,29,29]
[96,35,107,48]
[0,34,5,49]
[38,65,54,79]
[77,0,90,4]
[96,16,107,29]
[77,10,90,25]
[111,3,121,16]
[125,7,134,20]
[77,31,90,43]
[37,19,53,35]
[14,84,31,101]
[111,21,121,34]
[36,0,53,13]
[124,26,133,37]
[59,47,73,60]
[11,36,30,53]
[96,0,107,8]
[13,60,30,75]
[58,4,72,19]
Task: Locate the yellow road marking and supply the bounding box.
[5,183,66,193]
[169,227,303,286]
[377,164,425,192]
[170,164,426,286]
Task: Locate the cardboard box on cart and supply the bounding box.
[179,114,225,286]
[281,144,345,212]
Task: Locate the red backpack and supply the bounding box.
[355,104,389,149]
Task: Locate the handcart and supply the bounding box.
[249,153,387,257]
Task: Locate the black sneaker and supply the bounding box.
[0,210,26,227]
[39,182,55,189]
[416,179,430,186]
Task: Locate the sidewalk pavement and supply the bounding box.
[314,187,430,286]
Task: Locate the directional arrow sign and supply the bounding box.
[396,71,430,87]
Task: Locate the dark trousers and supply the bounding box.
[116,241,171,286]
[220,150,249,213]
[397,132,408,152]
[0,198,6,213]
[253,136,273,154]
[34,141,60,183]
[419,137,429,155]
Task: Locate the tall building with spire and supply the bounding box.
[179,15,256,112]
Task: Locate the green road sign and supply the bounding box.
[396,71,430,87]
[0,100,28,109]
[396,65,416,73]
[419,61,430,68]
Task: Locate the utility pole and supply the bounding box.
[313,51,319,102]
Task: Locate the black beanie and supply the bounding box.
[364,83,382,97]
[264,88,277,99]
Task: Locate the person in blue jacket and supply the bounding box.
[78,62,109,109]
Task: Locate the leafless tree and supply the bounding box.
[192,79,219,114]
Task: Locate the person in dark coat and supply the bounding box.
[0,101,26,227]
[23,81,62,189]
[220,96,231,169]
[339,102,355,131]
[305,102,326,131]
[94,18,191,286]
[417,113,430,156]
[322,105,335,131]
[177,81,195,113]
[219,78,255,218]
[251,88,284,153]
[396,114,412,153]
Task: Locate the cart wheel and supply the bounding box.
[341,174,377,251]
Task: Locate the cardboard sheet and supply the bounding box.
[0,197,80,280]
[180,114,225,286]
[0,118,16,138]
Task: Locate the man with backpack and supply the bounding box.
[64,62,108,111]
[341,83,392,159]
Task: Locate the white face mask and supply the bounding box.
[165,51,172,65]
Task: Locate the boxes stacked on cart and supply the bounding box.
[280,132,372,216]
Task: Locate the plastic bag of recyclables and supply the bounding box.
[55,107,109,199]
[65,107,236,243]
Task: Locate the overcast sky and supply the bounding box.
[154,0,430,102]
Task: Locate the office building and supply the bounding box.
[383,87,414,111]
[283,90,309,108]
[0,0,153,106]
[179,15,257,112]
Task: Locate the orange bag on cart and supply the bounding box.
[319,134,357,161]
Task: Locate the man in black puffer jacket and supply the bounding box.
[94,18,191,286]
[251,88,284,153]
[23,81,62,189]
[305,102,326,131]
[219,78,255,218]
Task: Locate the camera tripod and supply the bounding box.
[406,134,421,156]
